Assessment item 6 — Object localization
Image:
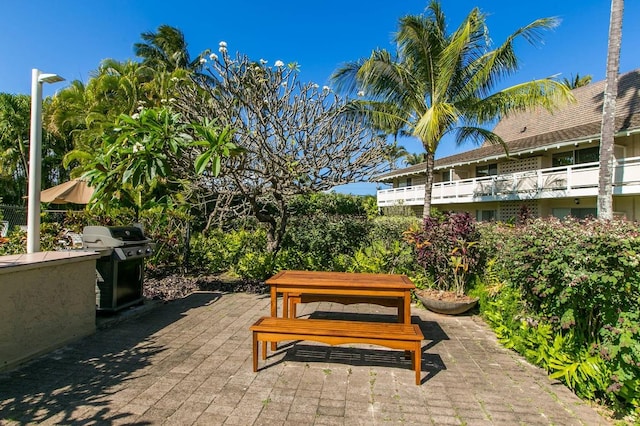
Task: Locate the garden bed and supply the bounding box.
[143,270,267,301]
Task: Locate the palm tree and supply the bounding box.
[384,143,408,170]
[598,0,624,220]
[48,59,157,161]
[134,25,201,72]
[0,93,31,202]
[404,152,428,166]
[561,74,593,89]
[332,0,573,219]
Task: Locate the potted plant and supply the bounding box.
[405,211,481,314]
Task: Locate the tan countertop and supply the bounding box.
[0,250,101,275]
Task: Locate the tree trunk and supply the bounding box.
[598,0,624,220]
[422,151,435,220]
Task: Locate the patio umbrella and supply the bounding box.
[40,178,94,205]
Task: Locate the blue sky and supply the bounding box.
[1,1,639,195]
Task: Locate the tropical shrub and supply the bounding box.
[477,217,640,419]
[282,213,371,270]
[405,211,482,295]
[491,217,640,341]
[367,216,420,246]
[599,311,640,415]
[347,240,415,274]
[189,228,268,274]
[288,191,369,216]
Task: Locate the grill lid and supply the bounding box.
[82,225,151,248]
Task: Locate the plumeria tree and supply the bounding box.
[67,107,239,220]
[174,42,389,252]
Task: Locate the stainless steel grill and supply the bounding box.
[82,225,154,311]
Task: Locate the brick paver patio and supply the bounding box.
[0,291,611,425]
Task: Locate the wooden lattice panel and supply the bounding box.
[499,200,539,222]
[498,157,542,175]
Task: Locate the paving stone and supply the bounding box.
[0,293,612,425]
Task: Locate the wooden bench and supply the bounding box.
[250,316,424,385]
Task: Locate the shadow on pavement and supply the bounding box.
[269,310,449,384]
[0,292,222,425]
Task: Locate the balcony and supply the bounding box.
[377,156,640,207]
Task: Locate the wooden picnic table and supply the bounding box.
[265,270,415,325]
[259,270,420,376]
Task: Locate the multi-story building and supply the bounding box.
[374,70,640,221]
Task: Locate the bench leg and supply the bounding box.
[253,332,258,372]
[262,337,267,360]
[413,344,421,385]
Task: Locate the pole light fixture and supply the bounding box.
[26,69,64,253]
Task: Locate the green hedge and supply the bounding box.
[477,217,640,419]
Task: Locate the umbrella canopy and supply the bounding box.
[40,178,94,204]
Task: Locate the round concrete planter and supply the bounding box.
[415,290,479,315]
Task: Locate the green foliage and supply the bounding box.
[235,251,277,281]
[189,228,267,275]
[77,107,238,218]
[599,311,640,415]
[288,192,369,216]
[81,107,193,214]
[0,227,26,255]
[487,217,640,340]
[405,211,482,295]
[348,240,415,274]
[186,205,422,281]
[482,284,610,402]
[368,216,420,245]
[1,93,72,204]
[477,217,640,419]
[282,214,371,270]
[192,120,242,176]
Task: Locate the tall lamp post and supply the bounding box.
[27,69,64,253]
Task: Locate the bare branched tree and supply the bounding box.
[175,47,389,252]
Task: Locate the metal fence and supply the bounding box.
[0,205,71,235]
[0,205,27,231]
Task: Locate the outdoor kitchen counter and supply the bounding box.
[0,250,100,372]
[0,250,100,273]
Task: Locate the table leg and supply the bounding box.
[270,286,277,317]
[291,297,297,318]
[403,291,412,324]
[270,286,277,351]
[403,292,412,359]
[283,292,289,319]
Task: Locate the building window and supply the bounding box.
[552,208,597,220]
[552,152,573,167]
[397,178,412,188]
[575,147,599,164]
[476,210,496,222]
[552,146,599,167]
[476,163,497,178]
[441,170,451,182]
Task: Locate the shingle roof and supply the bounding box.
[375,69,640,181]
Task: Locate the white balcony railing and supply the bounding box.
[377,156,640,207]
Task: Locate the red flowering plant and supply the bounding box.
[404,211,482,297]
